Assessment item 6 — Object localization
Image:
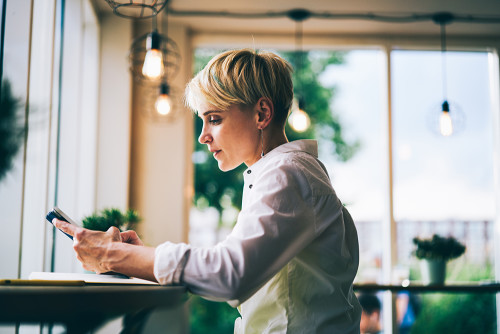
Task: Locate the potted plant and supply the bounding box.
[82,207,142,232]
[412,234,466,285]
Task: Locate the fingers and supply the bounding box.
[53,218,79,237]
[72,227,117,274]
[120,230,144,246]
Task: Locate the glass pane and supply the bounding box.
[391,49,496,332]
[392,50,495,279]
[0,1,33,333]
[319,49,386,283]
[0,0,32,280]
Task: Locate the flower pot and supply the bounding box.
[420,259,446,285]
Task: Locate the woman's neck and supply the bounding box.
[263,127,288,156]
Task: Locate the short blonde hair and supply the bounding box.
[185,49,293,127]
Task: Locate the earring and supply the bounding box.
[260,128,265,158]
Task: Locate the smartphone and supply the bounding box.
[46,207,79,240]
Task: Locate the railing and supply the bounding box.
[355,219,494,265]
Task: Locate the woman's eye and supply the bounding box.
[208,116,221,124]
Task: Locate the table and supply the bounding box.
[0,284,188,333]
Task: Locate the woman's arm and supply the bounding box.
[54,219,157,282]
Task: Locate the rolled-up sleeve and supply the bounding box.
[154,242,191,285]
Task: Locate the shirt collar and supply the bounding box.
[243,140,318,177]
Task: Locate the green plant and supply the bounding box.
[412,234,466,262]
[189,295,239,334]
[0,80,24,182]
[411,264,496,334]
[82,208,141,232]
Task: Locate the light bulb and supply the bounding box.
[439,100,453,136]
[142,49,163,79]
[288,108,310,132]
[439,111,453,136]
[142,31,163,79]
[155,94,172,115]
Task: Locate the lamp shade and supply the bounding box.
[129,31,181,84]
[141,83,180,122]
[104,0,169,19]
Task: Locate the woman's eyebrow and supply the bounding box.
[202,110,221,117]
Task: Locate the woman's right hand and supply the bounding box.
[120,230,144,246]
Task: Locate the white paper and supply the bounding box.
[29,272,158,285]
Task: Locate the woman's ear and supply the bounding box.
[255,97,274,129]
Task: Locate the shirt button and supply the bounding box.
[249,184,253,189]
[247,170,252,174]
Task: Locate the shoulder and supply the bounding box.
[258,149,334,197]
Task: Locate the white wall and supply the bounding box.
[96,13,133,211]
[128,19,193,247]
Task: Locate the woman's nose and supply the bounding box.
[198,127,212,144]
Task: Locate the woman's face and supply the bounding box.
[198,103,261,171]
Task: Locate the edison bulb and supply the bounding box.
[155,94,172,115]
[142,49,164,79]
[439,110,453,136]
[288,108,310,132]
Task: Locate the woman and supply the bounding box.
[55,49,361,333]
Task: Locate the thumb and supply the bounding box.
[53,218,78,237]
[106,226,122,242]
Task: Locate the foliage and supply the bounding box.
[82,208,141,232]
[410,264,495,334]
[191,48,360,215]
[412,234,466,262]
[189,295,239,334]
[0,80,24,182]
[411,293,495,334]
[282,50,360,160]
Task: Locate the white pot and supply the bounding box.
[420,259,446,285]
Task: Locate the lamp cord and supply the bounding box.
[295,21,302,76]
[440,23,448,101]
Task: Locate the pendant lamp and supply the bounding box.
[287,9,311,133]
[129,7,181,122]
[141,81,179,121]
[429,13,465,137]
[104,0,169,19]
[128,14,181,84]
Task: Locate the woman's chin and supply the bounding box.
[217,160,240,172]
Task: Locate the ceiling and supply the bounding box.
[92,0,500,38]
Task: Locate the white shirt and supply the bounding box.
[154,140,361,333]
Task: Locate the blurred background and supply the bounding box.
[1,0,499,333]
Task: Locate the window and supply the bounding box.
[0,0,100,332]
[392,50,495,278]
[189,44,500,333]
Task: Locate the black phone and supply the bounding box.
[46,207,79,240]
